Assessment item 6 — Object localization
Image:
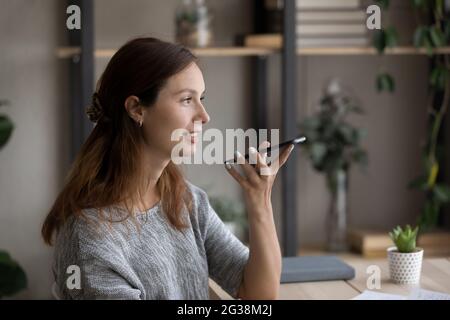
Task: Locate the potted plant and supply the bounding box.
[0,99,27,298]
[300,79,368,252]
[387,225,423,285]
[209,196,247,241]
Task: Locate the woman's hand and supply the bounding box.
[224,141,295,215]
[224,141,293,299]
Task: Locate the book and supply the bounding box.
[296,0,361,9]
[266,0,362,10]
[244,34,369,49]
[281,256,355,283]
[297,24,367,36]
[244,34,282,48]
[297,37,369,47]
[296,10,366,23]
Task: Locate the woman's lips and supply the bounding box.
[190,133,198,144]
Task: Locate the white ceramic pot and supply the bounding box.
[387,246,424,284]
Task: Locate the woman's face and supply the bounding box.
[141,62,210,159]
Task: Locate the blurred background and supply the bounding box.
[0,0,449,299]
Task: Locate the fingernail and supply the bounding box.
[249,147,257,154]
[225,163,232,170]
[235,151,244,164]
[289,145,294,152]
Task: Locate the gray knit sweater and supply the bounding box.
[52,182,249,300]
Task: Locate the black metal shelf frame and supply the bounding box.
[67,0,299,256]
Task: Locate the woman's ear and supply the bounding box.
[124,95,144,123]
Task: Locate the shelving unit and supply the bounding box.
[60,0,301,256]
[59,0,449,257]
[297,46,450,55]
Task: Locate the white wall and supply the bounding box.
[0,0,69,299]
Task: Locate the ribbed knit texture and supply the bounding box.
[52,182,249,300]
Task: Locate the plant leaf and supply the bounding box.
[408,175,428,190]
[413,26,428,48]
[373,29,386,54]
[385,26,399,48]
[430,66,449,90]
[433,184,450,203]
[429,26,446,47]
[375,0,390,10]
[310,143,327,166]
[0,250,27,298]
[0,115,14,149]
[411,0,427,9]
[376,73,395,92]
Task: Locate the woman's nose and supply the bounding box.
[197,103,210,125]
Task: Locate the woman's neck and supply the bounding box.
[136,148,170,211]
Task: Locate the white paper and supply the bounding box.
[352,290,406,300]
[408,288,450,300]
[353,288,450,300]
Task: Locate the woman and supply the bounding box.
[42,37,294,300]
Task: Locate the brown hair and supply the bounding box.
[42,37,197,245]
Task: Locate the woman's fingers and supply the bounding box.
[258,141,270,163]
[280,144,295,166]
[225,141,289,185]
[236,150,261,184]
[270,144,295,172]
[255,146,272,177]
[224,162,250,189]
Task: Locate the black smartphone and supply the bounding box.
[223,135,307,164]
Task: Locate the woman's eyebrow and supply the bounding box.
[174,89,206,95]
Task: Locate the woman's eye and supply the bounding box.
[182,97,192,104]
[200,96,206,101]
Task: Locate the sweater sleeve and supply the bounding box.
[191,184,250,299]
[60,215,144,300]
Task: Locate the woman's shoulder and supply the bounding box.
[185,180,211,209]
[56,207,125,247]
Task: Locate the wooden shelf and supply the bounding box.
[244,34,450,56]
[297,46,450,56]
[57,45,450,59]
[56,46,277,59]
[193,47,277,56]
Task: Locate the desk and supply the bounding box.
[209,256,450,300]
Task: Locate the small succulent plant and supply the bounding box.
[389,225,419,253]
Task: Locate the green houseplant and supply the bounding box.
[389,225,419,253]
[209,196,247,241]
[0,251,27,298]
[387,225,423,284]
[300,79,368,251]
[373,0,450,231]
[0,100,27,298]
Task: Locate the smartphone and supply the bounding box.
[223,135,307,164]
